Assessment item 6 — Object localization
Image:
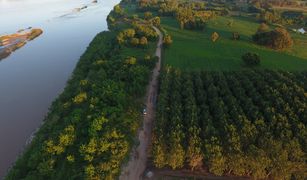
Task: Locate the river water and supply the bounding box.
[0,0,119,177]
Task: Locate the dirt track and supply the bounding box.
[119,26,163,180]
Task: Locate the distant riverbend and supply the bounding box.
[0,28,43,60]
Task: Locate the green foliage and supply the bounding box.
[257,10,281,24]
[153,68,307,179]
[257,23,270,33]
[163,34,173,47]
[158,0,178,16]
[242,52,261,66]
[135,24,158,41]
[114,4,124,16]
[137,0,159,12]
[117,24,157,49]
[253,27,293,50]
[123,28,136,38]
[139,36,148,48]
[73,92,87,104]
[6,2,159,179]
[144,11,152,20]
[161,16,307,70]
[211,32,219,42]
[176,7,213,30]
[151,16,161,27]
[130,37,140,46]
[232,32,240,40]
[125,56,137,65]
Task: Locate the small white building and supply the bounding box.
[297,28,306,34]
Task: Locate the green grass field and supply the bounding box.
[161,16,307,71]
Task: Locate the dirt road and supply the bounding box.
[119,27,163,180]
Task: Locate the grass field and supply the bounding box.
[161,16,307,71]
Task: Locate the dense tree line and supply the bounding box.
[6,2,158,180]
[136,0,217,30]
[176,7,215,30]
[152,67,307,179]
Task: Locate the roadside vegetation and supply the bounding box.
[5,2,159,179]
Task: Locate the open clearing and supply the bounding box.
[161,16,307,71]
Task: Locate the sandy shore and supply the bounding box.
[0,28,43,60]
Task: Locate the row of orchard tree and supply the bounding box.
[152,67,307,179]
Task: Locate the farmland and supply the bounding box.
[161,16,307,71]
[4,0,307,179]
[153,68,307,179]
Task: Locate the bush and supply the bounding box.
[232,32,240,40]
[135,25,158,40]
[144,11,152,20]
[139,36,148,48]
[130,38,140,47]
[270,27,293,50]
[123,29,136,38]
[163,35,173,47]
[253,27,293,50]
[257,23,269,33]
[151,16,161,27]
[242,52,260,66]
[125,56,137,65]
[211,32,219,42]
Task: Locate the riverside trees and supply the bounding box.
[6,2,159,179]
[152,68,307,179]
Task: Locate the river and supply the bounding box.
[0,0,119,177]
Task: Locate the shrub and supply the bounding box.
[73,92,87,104]
[130,38,140,47]
[211,32,219,42]
[144,11,152,20]
[151,16,161,27]
[135,25,158,40]
[253,27,293,50]
[125,56,137,65]
[227,19,234,27]
[270,27,293,50]
[257,23,270,33]
[232,32,240,40]
[132,14,138,20]
[114,5,124,16]
[242,52,261,66]
[123,29,136,38]
[163,35,173,47]
[139,36,148,48]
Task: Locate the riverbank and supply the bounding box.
[0,0,121,177]
[5,1,159,179]
[0,28,43,60]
